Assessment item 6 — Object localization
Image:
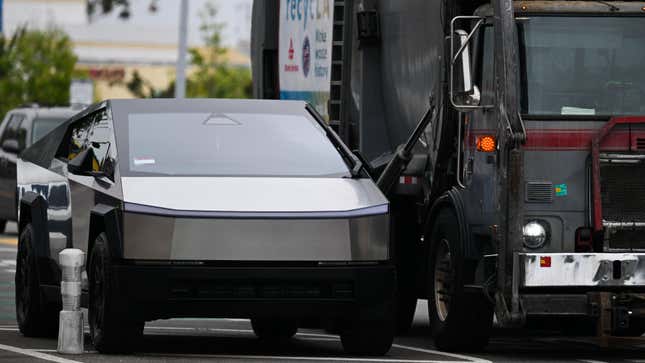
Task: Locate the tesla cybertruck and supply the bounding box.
[15,99,394,355]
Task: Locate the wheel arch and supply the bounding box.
[88,204,123,260]
[423,188,471,252]
[19,191,50,259]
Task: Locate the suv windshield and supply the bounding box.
[32,117,68,143]
[518,16,645,116]
[123,112,351,177]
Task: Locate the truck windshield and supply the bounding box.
[518,16,645,116]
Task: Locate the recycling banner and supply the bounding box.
[279,0,334,120]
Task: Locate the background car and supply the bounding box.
[0,105,79,233]
[16,99,394,356]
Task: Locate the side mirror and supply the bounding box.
[1,139,20,154]
[449,16,487,111]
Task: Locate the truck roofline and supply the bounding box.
[475,1,645,16]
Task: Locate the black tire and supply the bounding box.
[393,203,420,334]
[89,233,144,354]
[0,219,6,234]
[251,318,298,340]
[15,224,59,337]
[340,309,395,356]
[619,317,645,337]
[427,208,493,352]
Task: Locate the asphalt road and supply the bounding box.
[1,222,644,363]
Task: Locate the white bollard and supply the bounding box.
[57,249,86,355]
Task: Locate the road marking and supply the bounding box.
[143,352,474,363]
[0,343,82,363]
[578,360,609,363]
[144,326,490,363]
[0,238,17,246]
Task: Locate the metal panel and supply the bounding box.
[121,177,388,214]
[522,253,645,287]
[123,212,389,261]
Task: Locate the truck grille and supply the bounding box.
[601,161,645,250]
[600,163,645,223]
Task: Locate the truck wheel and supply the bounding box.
[340,311,394,356]
[89,233,144,353]
[251,318,298,340]
[0,219,6,234]
[393,204,419,335]
[15,224,59,337]
[427,209,493,352]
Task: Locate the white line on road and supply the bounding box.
[145,326,490,363]
[143,352,473,363]
[0,343,82,363]
[578,360,609,363]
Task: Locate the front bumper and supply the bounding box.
[112,263,395,321]
[521,253,645,288]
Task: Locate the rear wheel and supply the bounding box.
[340,309,395,356]
[89,233,144,354]
[427,209,493,352]
[15,224,59,337]
[251,318,298,340]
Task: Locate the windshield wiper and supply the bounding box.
[594,1,620,12]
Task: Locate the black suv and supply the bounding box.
[0,105,78,233]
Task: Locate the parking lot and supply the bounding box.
[0,222,642,363]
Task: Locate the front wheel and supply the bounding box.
[251,318,298,340]
[15,224,59,337]
[427,209,493,352]
[89,233,144,354]
[340,309,394,356]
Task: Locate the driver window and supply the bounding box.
[88,109,116,179]
[68,116,93,162]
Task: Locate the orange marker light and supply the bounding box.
[540,256,551,268]
[476,135,497,152]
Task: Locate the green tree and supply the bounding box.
[0,27,78,117]
[124,2,252,99]
[185,2,252,99]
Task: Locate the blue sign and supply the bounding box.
[0,0,4,34]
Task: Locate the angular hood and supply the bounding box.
[120,177,388,216]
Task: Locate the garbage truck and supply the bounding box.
[252,0,645,351]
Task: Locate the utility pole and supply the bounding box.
[175,0,189,98]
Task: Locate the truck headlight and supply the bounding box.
[523,221,548,249]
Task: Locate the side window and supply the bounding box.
[1,114,26,150]
[67,115,93,161]
[88,109,117,179]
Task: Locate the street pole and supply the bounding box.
[175,0,189,98]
